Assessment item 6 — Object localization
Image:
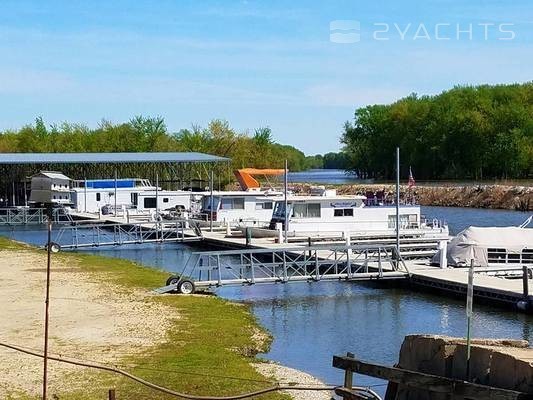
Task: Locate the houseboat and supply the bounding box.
[197,190,283,226]
[267,190,449,239]
[70,179,191,214]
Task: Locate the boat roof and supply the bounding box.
[198,190,283,197]
[139,190,193,195]
[32,171,71,180]
[281,195,367,202]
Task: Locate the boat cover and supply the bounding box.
[432,226,533,267]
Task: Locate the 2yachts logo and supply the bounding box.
[330,21,516,43]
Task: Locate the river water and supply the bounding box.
[1,204,532,392]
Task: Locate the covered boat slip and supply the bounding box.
[0,152,229,207]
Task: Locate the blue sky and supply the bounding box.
[0,1,531,154]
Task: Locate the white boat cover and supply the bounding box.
[432,226,533,267]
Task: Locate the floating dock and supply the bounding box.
[195,230,532,312]
[27,210,532,312]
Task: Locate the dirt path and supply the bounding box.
[0,249,180,397]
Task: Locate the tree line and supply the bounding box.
[341,83,533,180]
[0,117,344,171]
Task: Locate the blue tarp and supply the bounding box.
[86,180,135,189]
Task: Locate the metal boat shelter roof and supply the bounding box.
[0,152,229,164]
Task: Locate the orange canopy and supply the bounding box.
[234,168,286,191]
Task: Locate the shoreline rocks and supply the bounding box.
[290,183,533,211]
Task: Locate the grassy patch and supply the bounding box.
[0,237,288,400]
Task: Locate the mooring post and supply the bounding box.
[245,227,252,247]
[344,352,355,390]
[108,388,116,400]
[466,258,475,381]
[523,266,530,300]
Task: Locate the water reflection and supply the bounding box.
[218,282,533,390]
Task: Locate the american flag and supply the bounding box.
[408,167,415,188]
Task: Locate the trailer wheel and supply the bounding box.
[178,279,195,295]
[46,242,61,253]
[166,275,181,286]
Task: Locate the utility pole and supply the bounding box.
[42,206,53,400]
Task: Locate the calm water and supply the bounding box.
[288,169,366,185]
[1,206,532,391]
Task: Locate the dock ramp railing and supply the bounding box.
[0,207,72,225]
[158,243,410,294]
[51,219,202,250]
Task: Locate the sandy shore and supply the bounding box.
[0,244,333,400]
[253,362,333,400]
[0,248,180,397]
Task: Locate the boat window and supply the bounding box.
[219,197,244,210]
[131,193,138,206]
[508,253,520,263]
[144,197,157,208]
[487,248,507,263]
[220,198,232,209]
[293,203,321,218]
[523,250,533,264]
[388,214,416,229]
[233,197,245,209]
[163,198,169,203]
[96,193,101,202]
[334,208,354,217]
[256,202,274,210]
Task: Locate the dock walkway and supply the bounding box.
[198,230,532,311]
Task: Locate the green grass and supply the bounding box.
[0,238,289,400]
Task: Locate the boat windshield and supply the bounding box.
[273,201,291,218]
[201,196,220,211]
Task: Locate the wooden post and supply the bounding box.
[344,352,355,390]
[108,389,116,400]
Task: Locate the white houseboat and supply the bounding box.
[198,190,283,226]
[70,179,191,214]
[267,191,448,239]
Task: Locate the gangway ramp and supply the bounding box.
[51,219,202,250]
[156,243,410,294]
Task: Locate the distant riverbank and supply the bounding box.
[291,182,533,211]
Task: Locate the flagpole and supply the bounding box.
[395,147,400,260]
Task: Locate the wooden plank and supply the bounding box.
[334,387,373,399]
[332,356,533,400]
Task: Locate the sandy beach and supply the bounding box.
[0,248,180,397]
